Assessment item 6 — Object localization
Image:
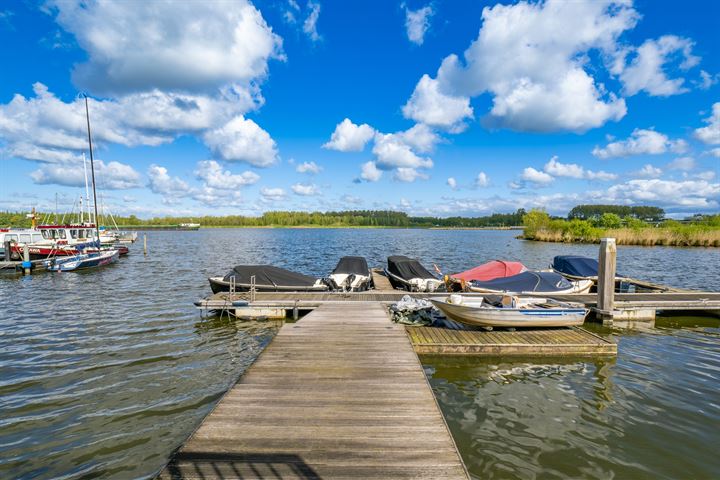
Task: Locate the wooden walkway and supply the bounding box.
[408,321,616,356]
[160,303,468,480]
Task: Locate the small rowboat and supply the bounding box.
[43,249,119,272]
[430,294,588,328]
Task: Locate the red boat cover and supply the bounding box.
[451,260,527,282]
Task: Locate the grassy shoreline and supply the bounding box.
[521,210,720,247]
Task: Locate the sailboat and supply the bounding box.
[44,95,120,272]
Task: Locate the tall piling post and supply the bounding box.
[143,234,148,256]
[596,238,616,326]
[3,241,11,262]
[22,244,31,275]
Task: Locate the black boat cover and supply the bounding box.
[224,265,318,287]
[332,256,370,275]
[387,255,436,280]
[469,271,574,292]
[552,255,598,277]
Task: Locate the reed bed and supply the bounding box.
[529,227,720,247]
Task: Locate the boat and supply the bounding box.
[385,255,445,292]
[551,255,599,280]
[0,229,44,259]
[10,224,128,259]
[326,256,373,292]
[465,271,593,294]
[209,265,330,294]
[43,248,119,272]
[43,94,123,273]
[446,260,527,291]
[430,294,588,328]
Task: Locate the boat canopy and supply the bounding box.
[224,265,319,287]
[332,256,369,276]
[451,260,527,282]
[387,255,436,281]
[469,271,574,293]
[552,255,598,278]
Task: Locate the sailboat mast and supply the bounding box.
[84,94,101,246]
[82,152,91,224]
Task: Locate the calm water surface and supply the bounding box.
[0,229,718,479]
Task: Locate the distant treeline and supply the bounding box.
[1,209,527,228]
[567,204,665,221]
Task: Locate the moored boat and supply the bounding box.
[466,271,593,294]
[446,260,527,291]
[551,255,599,280]
[385,255,444,292]
[430,294,588,328]
[44,249,119,272]
[327,256,373,292]
[209,265,330,294]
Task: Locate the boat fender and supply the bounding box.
[449,294,464,305]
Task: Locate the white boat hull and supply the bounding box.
[430,296,588,328]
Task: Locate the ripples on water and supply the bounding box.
[0,229,718,479]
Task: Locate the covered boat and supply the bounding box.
[430,294,588,328]
[385,255,444,292]
[466,271,593,294]
[551,255,599,279]
[327,256,373,292]
[446,260,527,291]
[209,265,329,294]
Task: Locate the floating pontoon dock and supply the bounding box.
[160,303,469,479]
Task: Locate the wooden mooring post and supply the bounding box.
[22,244,31,275]
[596,238,616,325]
[143,234,148,256]
[3,241,11,262]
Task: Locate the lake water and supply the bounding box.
[0,228,718,479]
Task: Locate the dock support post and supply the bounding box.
[293,300,299,321]
[22,244,31,275]
[143,234,148,256]
[596,238,616,325]
[3,241,11,261]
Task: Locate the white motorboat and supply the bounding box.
[327,256,373,292]
[465,271,593,294]
[430,294,589,328]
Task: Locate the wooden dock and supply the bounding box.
[161,303,469,479]
[408,321,616,356]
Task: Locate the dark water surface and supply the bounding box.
[0,229,718,479]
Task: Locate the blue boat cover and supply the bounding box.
[552,255,598,277]
[469,271,574,292]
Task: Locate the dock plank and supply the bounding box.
[160,303,468,479]
[408,325,616,356]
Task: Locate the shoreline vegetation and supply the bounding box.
[2,206,718,246]
[1,209,527,229]
[521,208,720,247]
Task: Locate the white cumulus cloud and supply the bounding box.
[635,164,663,178]
[360,161,382,182]
[30,160,142,190]
[323,118,376,152]
[291,182,320,196]
[46,0,283,95]
[195,160,259,189]
[303,1,321,42]
[403,4,434,45]
[296,161,322,174]
[147,164,192,202]
[592,128,687,158]
[667,157,697,171]
[606,179,719,209]
[203,116,279,167]
[543,156,617,181]
[694,103,720,145]
[260,187,286,202]
[402,74,473,131]
[618,35,700,97]
[520,167,554,186]
[447,177,458,190]
[475,172,490,187]
[413,0,636,133]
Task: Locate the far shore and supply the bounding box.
[118,225,525,230]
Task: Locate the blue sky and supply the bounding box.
[0,0,718,218]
